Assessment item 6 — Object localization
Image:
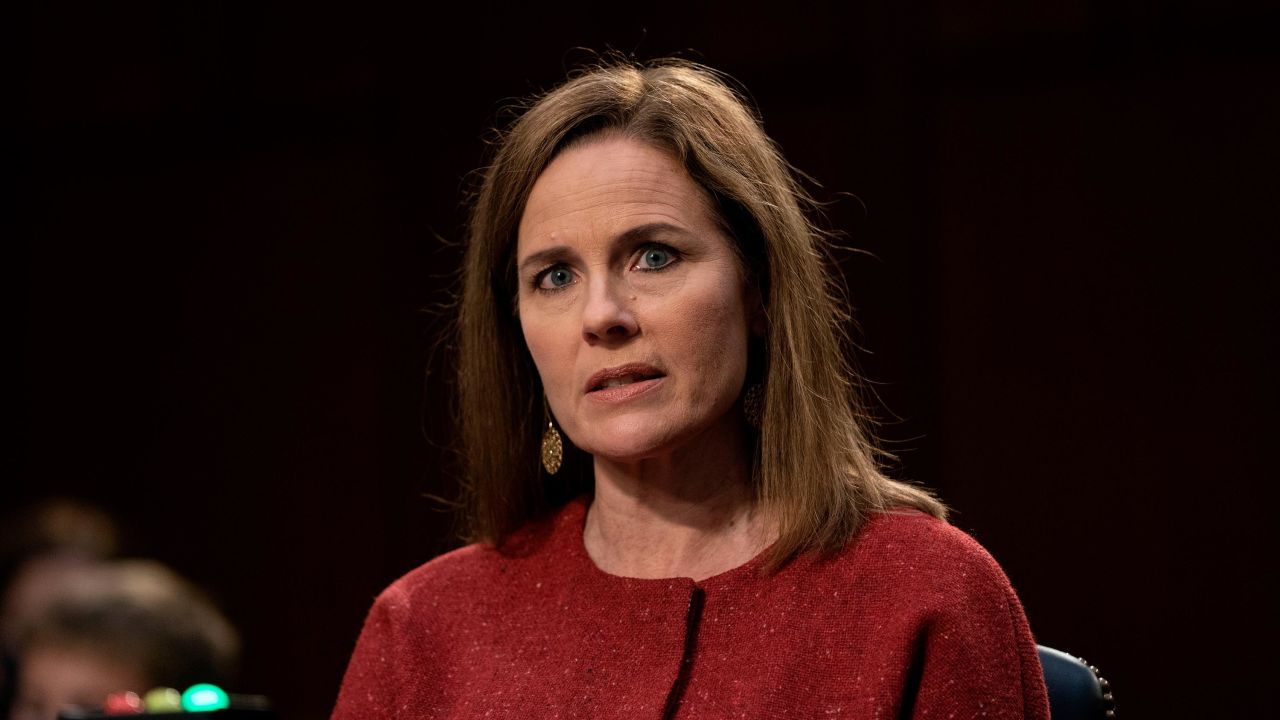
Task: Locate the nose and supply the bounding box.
[581,275,639,344]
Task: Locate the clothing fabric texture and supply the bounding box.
[332,497,1050,719]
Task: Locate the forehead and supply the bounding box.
[517,135,720,249]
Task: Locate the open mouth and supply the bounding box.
[590,372,663,392]
[585,364,665,394]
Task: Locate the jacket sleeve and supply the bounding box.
[909,538,1051,719]
[331,583,412,720]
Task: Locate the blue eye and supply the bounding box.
[637,247,675,270]
[537,267,574,290]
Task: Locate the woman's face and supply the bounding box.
[516,135,759,462]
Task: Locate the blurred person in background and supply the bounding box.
[1,499,240,720]
[1,500,121,717]
[1,501,121,650]
[9,559,240,720]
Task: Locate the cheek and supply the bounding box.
[519,311,573,394]
[655,282,750,391]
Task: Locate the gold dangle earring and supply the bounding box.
[540,397,563,475]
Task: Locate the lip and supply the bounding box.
[584,363,666,395]
[585,376,665,404]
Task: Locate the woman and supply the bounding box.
[333,59,1050,719]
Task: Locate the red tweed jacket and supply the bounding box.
[332,498,1049,719]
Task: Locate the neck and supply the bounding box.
[583,420,775,581]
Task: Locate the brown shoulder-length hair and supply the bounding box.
[457,58,945,570]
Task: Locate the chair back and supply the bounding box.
[1037,645,1115,719]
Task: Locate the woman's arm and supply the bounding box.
[331,583,411,720]
[907,543,1051,719]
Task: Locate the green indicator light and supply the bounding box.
[181,683,230,712]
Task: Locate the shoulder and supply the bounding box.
[815,509,1021,613]
[368,499,581,621]
[371,543,497,616]
[392,541,502,592]
[843,511,1050,716]
[854,509,1007,574]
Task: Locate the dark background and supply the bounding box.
[11,1,1278,717]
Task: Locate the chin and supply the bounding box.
[568,414,685,463]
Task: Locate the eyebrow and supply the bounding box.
[516,222,694,275]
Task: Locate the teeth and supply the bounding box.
[603,375,639,388]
